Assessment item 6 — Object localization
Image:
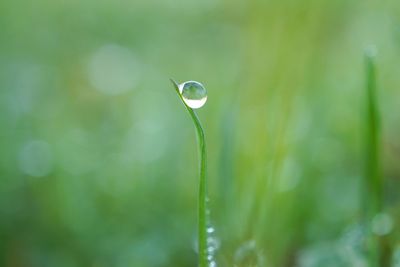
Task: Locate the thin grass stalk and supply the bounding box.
[171,79,208,267]
[364,51,382,267]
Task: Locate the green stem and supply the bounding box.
[364,51,382,267]
[365,52,382,214]
[171,79,208,267]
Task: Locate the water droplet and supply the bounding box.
[207,227,215,234]
[178,81,207,109]
[207,246,216,254]
[207,236,220,250]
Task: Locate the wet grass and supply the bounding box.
[1,1,400,266]
[170,79,209,267]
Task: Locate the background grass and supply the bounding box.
[0,0,400,266]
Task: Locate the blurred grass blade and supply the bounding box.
[364,51,382,214]
[364,50,382,267]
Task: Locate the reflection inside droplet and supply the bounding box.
[178,81,207,109]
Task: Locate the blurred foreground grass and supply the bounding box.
[1,0,400,266]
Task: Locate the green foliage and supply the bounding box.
[0,0,399,266]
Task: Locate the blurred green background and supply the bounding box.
[1,0,400,266]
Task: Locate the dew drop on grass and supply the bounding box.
[207,226,215,234]
[205,224,219,267]
[178,81,207,109]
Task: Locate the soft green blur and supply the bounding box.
[1,0,400,266]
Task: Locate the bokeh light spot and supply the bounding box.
[18,140,53,177]
[88,44,139,95]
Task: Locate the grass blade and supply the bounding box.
[170,79,209,267]
[365,51,382,215]
[364,50,382,267]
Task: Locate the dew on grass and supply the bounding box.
[178,81,207,109]
[206,224,219,267]
[207,236,220,250]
